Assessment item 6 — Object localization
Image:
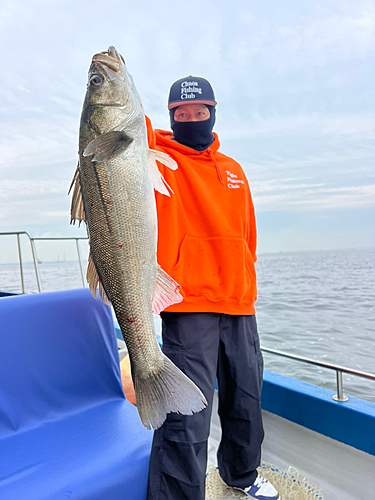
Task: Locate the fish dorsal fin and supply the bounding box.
[69,164,86,226]
[83,131,133,162]
[147,149,177,197]
[86,251,111,306]
[152,265,183,315]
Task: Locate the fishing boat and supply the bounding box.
[0,232,374,500]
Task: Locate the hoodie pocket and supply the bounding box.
[172,235,255,302]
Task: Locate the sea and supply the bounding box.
[1,248,374,403]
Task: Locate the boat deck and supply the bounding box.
[208,389,375,500]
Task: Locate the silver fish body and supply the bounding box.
[70,46,206,429]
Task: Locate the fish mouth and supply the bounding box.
[92,46,124,78]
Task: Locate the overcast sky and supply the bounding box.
[0,0,374,263]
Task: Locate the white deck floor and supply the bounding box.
[208,391,375,500]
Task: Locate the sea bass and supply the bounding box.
[69,46,206,429]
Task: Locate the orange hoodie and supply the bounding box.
[146,117,257,315]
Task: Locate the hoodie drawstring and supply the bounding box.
[208,149,225,186]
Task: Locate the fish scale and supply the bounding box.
[70,46,207,429]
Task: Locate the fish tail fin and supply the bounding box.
[134,353,207,430]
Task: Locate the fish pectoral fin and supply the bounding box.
[149,149,178,170]
[83,131,133,162]
[69,164,86,226]
[87,251,111,306]
[152,265,183,315]
[148,149,176,196]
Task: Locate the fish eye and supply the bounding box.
[90,75,103,87]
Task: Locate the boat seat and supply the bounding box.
[0,289,153,500]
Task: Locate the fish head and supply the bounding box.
[83,46,141,133]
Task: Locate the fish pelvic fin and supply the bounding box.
[87,251,111,306]
[152,265,183,314]
[134,352,207,430]
[83,131,133,162]
[69,164,86,226]
[148,149,177,196]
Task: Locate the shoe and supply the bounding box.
[241,475,279,499]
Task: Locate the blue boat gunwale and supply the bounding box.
[262,370,375,456]
[116,322,375,457]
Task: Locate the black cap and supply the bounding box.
[168,76,217,109]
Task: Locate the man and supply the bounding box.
[145,77,279,500]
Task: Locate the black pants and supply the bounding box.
[147,312,264,500]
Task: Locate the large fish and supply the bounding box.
[69,46,206,429]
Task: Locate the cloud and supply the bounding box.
[253,184,375,212]
[0,116,77,171]
[0,180,68,198]
[251,179,325,193]
[270,12,375,69]
[221,112,375,141]
[43,211,70,217]
[0,0,374,253]
[223,7,375,72]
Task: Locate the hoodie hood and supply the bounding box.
[154,129,224,185]
[154,129,220,155]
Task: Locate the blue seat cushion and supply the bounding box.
[0,400,152,500]
[0,289,153,499]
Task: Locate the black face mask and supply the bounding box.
[169,105,216,151]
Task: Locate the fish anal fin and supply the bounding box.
[152,265,183,314]
[99,281,111,306]
[148,149,176,196]
[86,251,99,299]
[69,164,85,226]
[83,131,133,162]
[86,252,111,305]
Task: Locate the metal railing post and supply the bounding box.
[16,233,25,294]
[1,232,88,294]
[332,370,349,402]
[30,239,42,293]
[75,239,86,287]
[261,346,375,401]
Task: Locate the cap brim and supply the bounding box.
[168,100,217,110]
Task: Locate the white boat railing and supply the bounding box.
[0,231,88,293]
[261,346,375,402]
[1,231,374,404]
